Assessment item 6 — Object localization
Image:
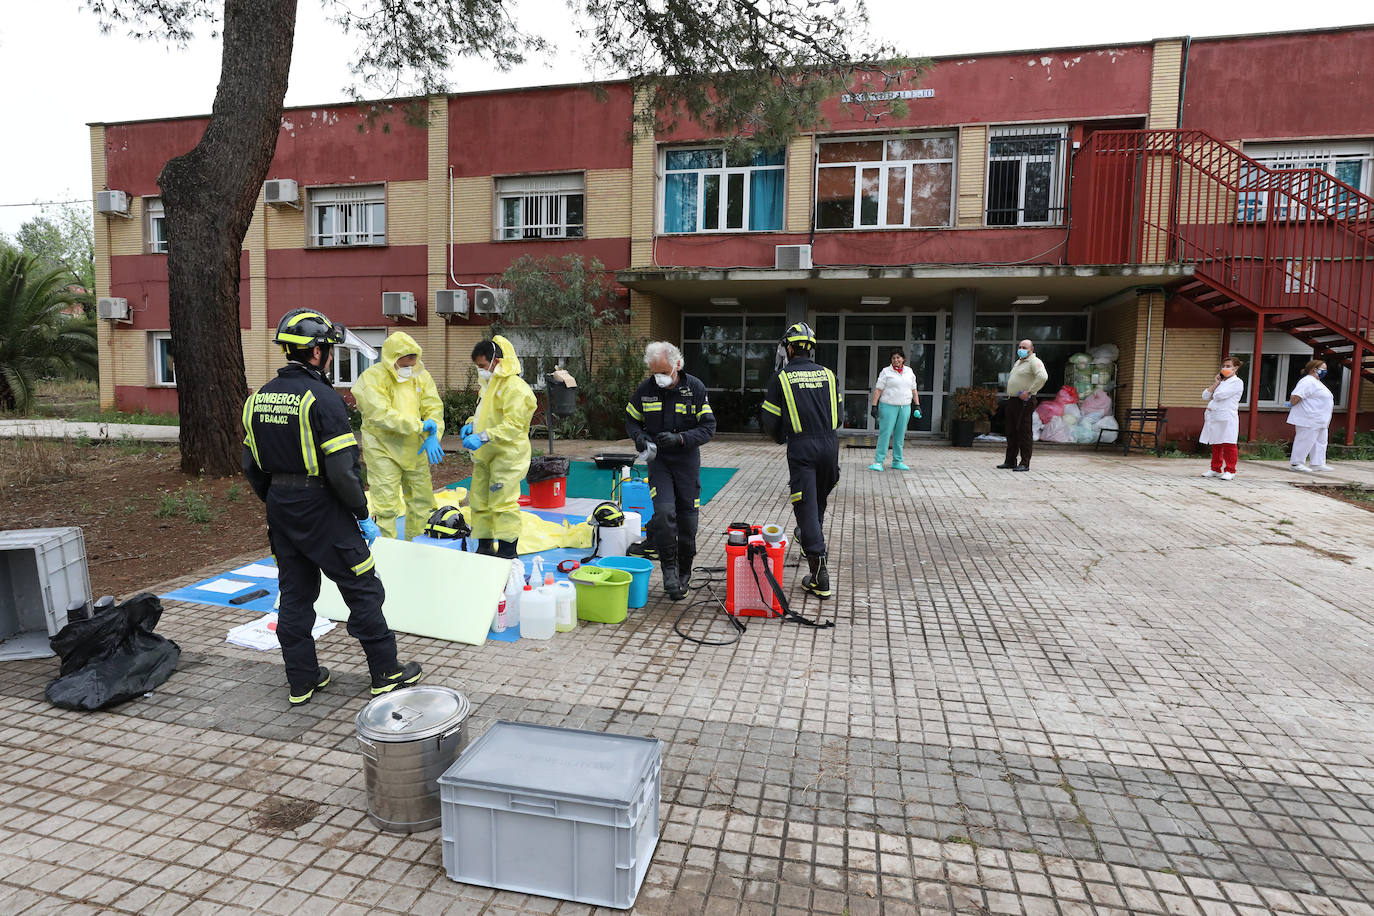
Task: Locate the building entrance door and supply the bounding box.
[815,312,945,434]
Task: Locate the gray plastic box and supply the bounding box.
[438,721,661,910]
[0,527,91,660]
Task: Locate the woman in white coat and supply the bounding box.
[1287,358,1334,473]
[1201,356,1245,480]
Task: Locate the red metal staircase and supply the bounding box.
[1070,130,1374,395]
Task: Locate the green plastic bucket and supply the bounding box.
[569,566,632,624]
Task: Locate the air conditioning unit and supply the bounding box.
[97,297,130,321]
[775,244,813,270]
[473,288,510,316]
[264,179,300,208]
[435,289,468,318]
[381,291,417,319]
[96,190,131,218]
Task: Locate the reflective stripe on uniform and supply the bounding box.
[241,394,262,467]
[674,403,688,414]
[643,402,662,411]
[693,497,701,508]
[697,403,713,417]
[760,400,782,416]
[297,391,319,476]
[352,555,375,576]
[779,374,802,433]
[625,402,644,421]
[826,368,840,429]
[790,491,803,503]
[320,432,357,455]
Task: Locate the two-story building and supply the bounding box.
[90,24,1374,442]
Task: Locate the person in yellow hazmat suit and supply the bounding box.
[353,331,445,540]
[462,336,536,558]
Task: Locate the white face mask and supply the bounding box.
[653,372,674,388]
[478,368,493,382]
[396,365,414,380]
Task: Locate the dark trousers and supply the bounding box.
[1003,398,1034,467]
[788,434,840,557]
[267,488,398,691]
[646,449,702,564]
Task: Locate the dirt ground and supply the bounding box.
[0,439,472,598]
[1304,483,1374,514]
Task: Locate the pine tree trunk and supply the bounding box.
[159,0,298,476]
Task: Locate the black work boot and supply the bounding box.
[475,538,496,556]
[371,661,423,696]
[288,666,331,707]
[677,552,695,590]
[495,538,519,559]
[802,554,832,599]
[660,558,686,600]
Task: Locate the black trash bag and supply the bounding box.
[45,592,181,711]
[526,455,571,483]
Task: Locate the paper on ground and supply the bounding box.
[232,563,279,579]
[226,613,334,651]
[199,578,254,594]
[315,537,509,645]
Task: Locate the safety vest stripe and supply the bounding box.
[790,491,803,503]
[298,391,319,476]
[697,403,713,416]
[826,368,839,429]
[625,402,644,421]
[351,555,375,576]
[779,374,802,433]
[674,403,688,414]
[320,432,357,455]
[241,394,262,467]
[643,402,662,411]
[760,400,782,416]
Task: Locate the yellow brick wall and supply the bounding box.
[1148,40,1183,130]
[451,177,493,245]
[387,180,428,247]
[425,95,452,389]
[956,125,987,228]
[243,196,270,388]
[1094,298,1140,412]
[586,169,632,240]
[91,127,115,408]
[108,196,144,257]
[786,135,813,234]
[630,90,657,268]
[264,198,305,249]
[1158,327,1222,407]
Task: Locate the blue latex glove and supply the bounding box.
[462,433,485,451]
[419,433,444,465]
[422,419,438,437]
[358,518,381,545]
[460,422,474,438]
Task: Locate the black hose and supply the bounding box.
[672,565,746,646]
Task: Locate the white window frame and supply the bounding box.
[150,332,175,387]
[986,125,1068,227]
[1228,330,1349,409]
[815,132,957,230]
[659,145,786,234]
[1238,140,1373,222]
[308,184,387,248]
[330,328,386,388]
[145,197,167,254]
[495,174,585,240]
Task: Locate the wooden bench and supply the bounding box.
[1100,407,1168,455]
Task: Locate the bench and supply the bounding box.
[1100,407,1168,455]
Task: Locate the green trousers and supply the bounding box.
[875,402,911,463]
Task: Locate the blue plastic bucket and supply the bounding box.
[594,556,654,609]
[619,480,653,535]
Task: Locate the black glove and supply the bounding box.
[655,431,685,450]
[870,403,880,420]
[634,434,650,452]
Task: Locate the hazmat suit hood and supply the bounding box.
[380,331,424,382]
[466,334,537,542]
[482,334,522,385]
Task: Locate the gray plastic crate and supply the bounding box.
[438,720,661,910]
[0,527,91,660]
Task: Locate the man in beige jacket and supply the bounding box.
[998,339,1048,472]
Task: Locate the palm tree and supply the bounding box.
[0,249,98,411]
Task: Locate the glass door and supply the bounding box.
[819,312,946,434]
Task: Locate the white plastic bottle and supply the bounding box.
[554,580,577,632]
[504,560,524,628]
[522,582,556,640]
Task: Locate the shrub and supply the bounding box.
[950,386,999,421]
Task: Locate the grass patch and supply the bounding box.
[1240,439,1291,461]
[0,437,89,488]
[68,407,180,426]
[155,486,222,524]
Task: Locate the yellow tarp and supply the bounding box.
[365,486,592,553]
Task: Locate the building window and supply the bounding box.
[331,328,385,388]
[496,174,585,240]
[986,126,1067,226]
[816,134,955,229]
[309,185,386,247]
[151,332,175,386]
[145,197,167,254]
[1228,331,1348,409]
[500,329,580,389]
[1237,141,1373,222]
[662,147,784,234]
[971,313,1089,393]
[813,313,950,433]
[681,314,786,431]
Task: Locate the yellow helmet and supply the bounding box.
[274,308,345,355]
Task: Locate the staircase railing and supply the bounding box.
[1069,129,1374,337]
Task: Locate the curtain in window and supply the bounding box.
[749,169,783,230]
[664,173,698,233]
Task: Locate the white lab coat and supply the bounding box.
[1200,375,1244,444]
[1286,374,1334,429]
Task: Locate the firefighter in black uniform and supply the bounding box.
[242,309,422,706]
[760,322,840,599]
[625,341,717,599]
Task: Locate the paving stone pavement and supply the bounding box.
[3,441,1374,915]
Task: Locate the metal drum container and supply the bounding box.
[356,686,471,833]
